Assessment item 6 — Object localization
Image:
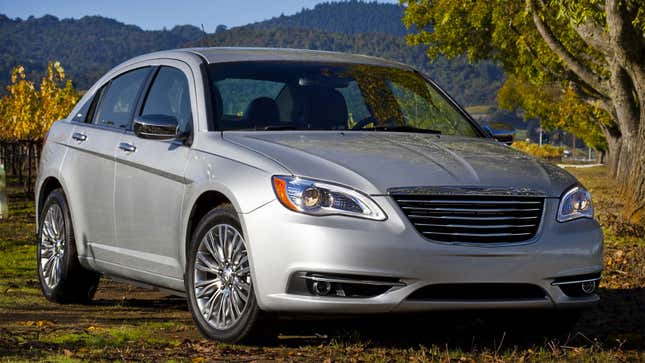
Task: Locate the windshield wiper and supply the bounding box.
[363,126,442,135]
[262,124,299,131]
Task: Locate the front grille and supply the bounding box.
[391,194,544,243]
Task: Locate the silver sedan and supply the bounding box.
[35,48,603,342]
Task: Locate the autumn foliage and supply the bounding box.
[0,62,79,142]
[511,140,564,160]
[0,62,79,192]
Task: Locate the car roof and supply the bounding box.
[156,47,412,69]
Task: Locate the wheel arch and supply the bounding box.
[37,176,64,217]
[184,189,234,261]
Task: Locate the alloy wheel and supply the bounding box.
[40,204,65,289]
[194,224,252,330]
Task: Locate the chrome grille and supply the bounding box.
[391,194,544,243]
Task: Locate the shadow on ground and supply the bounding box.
[270,287,644,350]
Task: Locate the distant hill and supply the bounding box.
[0,14,205,89]
[0,1,504,105]
[248,1,407,35]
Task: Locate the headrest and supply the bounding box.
[304,87,348,130]
[244,97,280,129]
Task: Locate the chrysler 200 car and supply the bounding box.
[36,48,602,342]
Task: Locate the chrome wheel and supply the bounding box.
[194,224,251,330]
[40,204,65,289]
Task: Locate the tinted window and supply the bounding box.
[71,98,91,123]
[141,67,192,134]
[71,85,105,123]
[94,68,150,129]
[208,62,481,137]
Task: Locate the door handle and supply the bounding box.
[72,132,87,142]
[118,142,136,152]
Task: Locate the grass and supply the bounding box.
[0,168,643,362]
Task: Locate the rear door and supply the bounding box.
[64,67,151,266]
[114,61,195,283]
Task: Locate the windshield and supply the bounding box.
[207,62,482,137]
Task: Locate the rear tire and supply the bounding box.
[185,204,267,343]
[37,188,100,304]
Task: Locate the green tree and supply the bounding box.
[498,76,608,155]
[402,0,645,221]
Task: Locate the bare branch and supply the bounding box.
[526,0,610,96]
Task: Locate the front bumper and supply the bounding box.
[241,196,603,313]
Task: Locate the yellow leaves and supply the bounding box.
[0,61,79,142]
[512,140,564,159]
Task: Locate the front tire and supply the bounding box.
[185,205,264,343]
[37,188,100,304]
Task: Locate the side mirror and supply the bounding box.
[133,115,179,140]
[487,122,515,145]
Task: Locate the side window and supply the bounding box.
[71,98,91,123]
[71,85,105,123]
[141,67,192,134]
[94,67,150,129]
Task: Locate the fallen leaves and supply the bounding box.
[17,320,55,328]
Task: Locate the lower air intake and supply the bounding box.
[407,283,547,301]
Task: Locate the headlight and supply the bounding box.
[272,175,386,220]
[557,186,594,222]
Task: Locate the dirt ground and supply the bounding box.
[0,166,643,362]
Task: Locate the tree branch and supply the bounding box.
[526,0,610,96]
[573,19,612,57]
[605,0,645,122]
[605,0,645,66]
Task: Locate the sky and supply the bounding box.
[0,0,399,32]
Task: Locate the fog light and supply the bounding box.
[581,280,596,294]
[312,281,332,296]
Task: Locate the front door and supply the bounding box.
[114,63,195,284]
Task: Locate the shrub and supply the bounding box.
[511,141,564,160]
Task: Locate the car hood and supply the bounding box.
[223,131,576,197]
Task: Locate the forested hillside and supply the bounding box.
[0,1,505,105]
[248,1,407,35]
[0,14,205,89]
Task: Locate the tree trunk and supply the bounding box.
[11,143,18,176]
[16,144,23,183]
[618,121,645,223]
[26,142,32,194]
